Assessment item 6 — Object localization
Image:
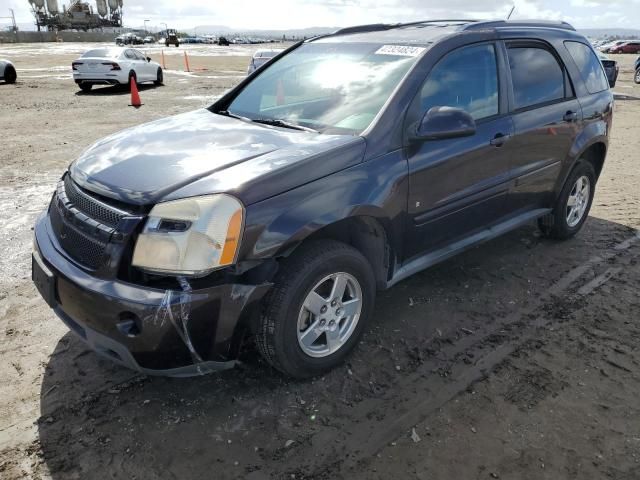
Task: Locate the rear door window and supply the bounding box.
[507,46,565,110]
[564,41,609,94]
[419,43,499,121]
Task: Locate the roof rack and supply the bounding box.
[333,24,397,35]
[330,19,575,39]
[332,20,479,36]
[462,20,576,31]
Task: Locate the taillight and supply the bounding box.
[72,62,82,70]
[102,62,121,71]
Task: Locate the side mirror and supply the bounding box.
[146,57,151,62]
[411,106,476,142]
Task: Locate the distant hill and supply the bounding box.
[579,28,640,39]
[192,25,338,38]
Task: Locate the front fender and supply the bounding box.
[238,150,408,264]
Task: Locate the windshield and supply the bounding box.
[227,42,424,134]
[82,48,121,58]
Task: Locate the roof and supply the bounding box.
[312,19,577,45]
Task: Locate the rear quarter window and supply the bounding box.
[564,41,609,94]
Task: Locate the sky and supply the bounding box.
[2,0,640,32]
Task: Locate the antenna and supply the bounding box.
[507,5,516,20]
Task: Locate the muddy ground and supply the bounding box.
[0,44,639,480]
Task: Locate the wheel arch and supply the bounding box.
[293,215,392,290]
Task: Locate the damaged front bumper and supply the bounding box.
[32,212,272,377]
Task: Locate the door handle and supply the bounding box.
[490,133,511,147]
[563,111,579,122]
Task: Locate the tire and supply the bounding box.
[634,68,640,84]
[538,160,596,240]
[175,42,179,48]
[256,240,376,379]
[4,66,16,84]
[80,83,92,93]
[154,68,163,86]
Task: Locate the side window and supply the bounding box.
[564,41,609,94]
[419,43,499,121]
[507,46,565,110]
[125,50,136,60]
[134,51,147,61]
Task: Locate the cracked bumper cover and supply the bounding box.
[33,212,272,377]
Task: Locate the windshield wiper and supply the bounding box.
[216,110,250,121]
[252,118,318,133]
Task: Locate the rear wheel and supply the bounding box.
[154,68,163,86]
[539,160,596,240]
[256,240,375,379]
[4,66,16,84]
[79,83,92,93]
[128,71,137,88]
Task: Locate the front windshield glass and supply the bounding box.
[227,42,425,134]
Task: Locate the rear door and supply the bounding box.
[403,42,516,260]
[505,41,582,212]
[124,49,144,80]
[134,50,154,79]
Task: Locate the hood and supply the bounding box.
[70,109,365,206]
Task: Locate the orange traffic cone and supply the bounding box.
[129,76,142,108]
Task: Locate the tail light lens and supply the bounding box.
[72,62,82,70]
[102,62,122,71]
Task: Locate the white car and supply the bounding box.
[0,59,16,84]
[72,47,163,92]
[247,49,285,75]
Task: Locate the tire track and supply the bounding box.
[277,229,640,479]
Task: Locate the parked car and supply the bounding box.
[218,36,231,46]
[33,20,613,379]
[72,47,163,92]
[608,41,640,54]
[635,56,640,84]
[598,53,619,87]
[0,59,16,84]
[116,33,144,46]
[143,36,156,44]
[247,49,285,74]
[598,40,628,53]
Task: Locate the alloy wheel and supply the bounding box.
[297,272,363,358]
[566,175,591,227]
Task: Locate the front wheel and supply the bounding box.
[539,160,596,240]
[634,68,640,84]
[256,240,376,378]
[154,67,163,86]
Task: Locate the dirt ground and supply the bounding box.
[0,44,639,480]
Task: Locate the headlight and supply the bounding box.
[132,194,244,276]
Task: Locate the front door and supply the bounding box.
[404,42,515,261]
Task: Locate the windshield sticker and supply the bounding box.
[375,45,426,57]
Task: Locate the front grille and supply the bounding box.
[50,199,108,269]
[49,174,140,271]
[63,175,130,227]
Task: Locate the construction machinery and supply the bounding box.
[165,28,179,47]
[28,0,123,31]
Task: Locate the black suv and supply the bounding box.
[32,20,613,378]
